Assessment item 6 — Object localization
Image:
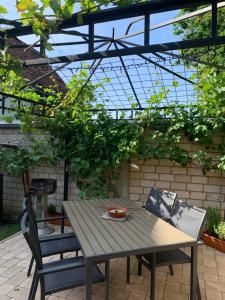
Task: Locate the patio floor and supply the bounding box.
[0,231,225,300]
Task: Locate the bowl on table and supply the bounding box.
[107,206,128,218]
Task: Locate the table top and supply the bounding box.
[63,198,196,261]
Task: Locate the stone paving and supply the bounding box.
[0,231,225,300]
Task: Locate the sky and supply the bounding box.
[1,1,196,115]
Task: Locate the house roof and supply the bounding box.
[7,37,66,93]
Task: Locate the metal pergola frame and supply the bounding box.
[0,0,224,116]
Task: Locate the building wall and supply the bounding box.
[129,136,225,216]
[0,126,225,218]
[0,126,79,218]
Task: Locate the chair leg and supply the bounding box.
[126,256,130,284]
[169,265,174,276]
[76,250,78,257]
[28,269,38,300]
[104,260,110,300]
[27,255,34,277]
[197,276,201,300]
[138,261,142,276]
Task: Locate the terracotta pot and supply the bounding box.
[45,212,71,227]
[202,231,225,253]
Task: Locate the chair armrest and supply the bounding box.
[39,232,75,242]
[36,216,68,223]
[38,259,85,275]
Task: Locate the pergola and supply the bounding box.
[0,0,224,119]
[0,0,224,206]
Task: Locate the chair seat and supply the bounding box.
[43,257,104,294]
[40,235,80,256]
[142,249,191,267]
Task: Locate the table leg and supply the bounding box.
[105,260,110,300]
[85,260,92,300]
[190,244,197,300]
[150,253,156,300]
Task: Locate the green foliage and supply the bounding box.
[173,6,225,67]
[47,203,57,214]
[0,223,20,241]
[214,222,225,241]
[206,207,221,237]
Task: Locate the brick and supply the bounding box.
[208,177,225,185]
[145,159,159,165]
[207,193,224,202]
[156,166,171,174]
[187,183,203,192]
[141,165,156,173]
[203,201,221,209]
[130,172,143,179]
[175,175,191,183]
[188,168,203,176]
[129,186,143,194]
[176,191,189,199]
[204,185,220,193]
[144,173,158,180]
[187,199,203,207]
[192,176,208,184]
[172,167,187,175]
[129,194,140,201]
[141,180,155,187]
[155,181,170,189]
[171,182,186,190]
[159,174,175,182]
[159,159,174,166]
[190,191,206,200]
[130,179,141,186]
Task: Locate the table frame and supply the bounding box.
[63,199,197,300]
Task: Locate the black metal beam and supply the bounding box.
[89,23,94,52]
[144,14,150,46]
[2,0,224,38]
[211,0,218,38]
[24,36,225,66]
[116,40,195,85]
[114,42,142,109]
[160,51,223,69]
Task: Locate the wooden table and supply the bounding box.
[63,198,197,300]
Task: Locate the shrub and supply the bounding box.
[47,203,57,215]
[206,207,221,236]
[214,222,225,241]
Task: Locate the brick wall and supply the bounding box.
[1,126,225,218]
[129,136,225,215]
[0,126,79,218]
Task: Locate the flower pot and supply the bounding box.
[202,231,225,253]
[45,212,71,227]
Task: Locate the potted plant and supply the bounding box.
[203,207,225,252]
[46,203,70,226]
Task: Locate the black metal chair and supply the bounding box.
[145,187,177,221]
[21,212,109,300]
[24,194,81,277]
[126,187,177,283]
[135,201,206,300]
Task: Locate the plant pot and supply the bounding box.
[202,231,225,253]
[45,212,71,227]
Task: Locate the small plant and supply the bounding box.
[214,222,225,241]
[206,207,221,236]
[47,203,57,215]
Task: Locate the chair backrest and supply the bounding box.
[170,200,206,240]
[20,211,43,270]
[145,187,177,220]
